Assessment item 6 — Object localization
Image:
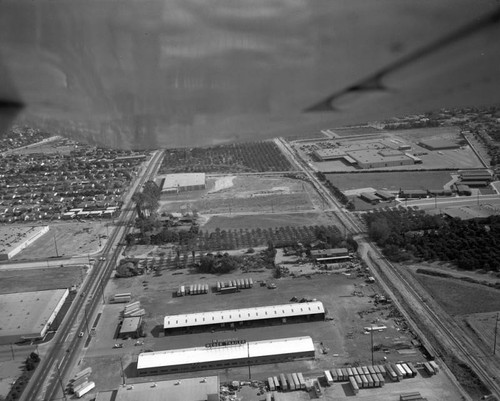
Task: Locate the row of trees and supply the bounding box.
[132,180,161,219]
[365,209,500,271]
[160,141,292,174]
[316,172,350,206]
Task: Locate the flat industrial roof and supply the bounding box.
[0,225,49,255]
[120,316,142,334]
[348,149,411,164]
[0,289,69,339]
[163,301,324,329]
[160,173,206,191]
[112,376,219,401]
[137,336,314,370]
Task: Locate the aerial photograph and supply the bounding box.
[0,1,499,401]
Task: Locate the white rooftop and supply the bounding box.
[137,336,314,370]
[163,301,325,329]
[161,173,206,191]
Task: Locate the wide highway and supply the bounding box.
[22,149,164,401]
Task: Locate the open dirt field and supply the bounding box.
[201,212,335,232]
[411,272,500,316]
[464,312,500,355]
[6,137,77,155]
[159,175,322,215]
[0,266,84,294]
[12,221,112,260]
[327,171,453,192]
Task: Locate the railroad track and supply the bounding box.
[368,245,500,399]
[23,150,164,401]
[276,136,499,399]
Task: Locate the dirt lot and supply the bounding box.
[201,212,335,232]
[326,171,454,192]
[159,175,323,215]
[80,262,432,391]
[411,273,500,316]
[6,137,78,155]
[12,221,111,260]
[0,266,84,294]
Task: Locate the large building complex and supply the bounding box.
[163,301,325,335]
[313,141,418,169]
[0,288,69,344]
[158,173,206,193]
[0,225,49,260]
[137,336,315,376]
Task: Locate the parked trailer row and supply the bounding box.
[187,283,209,295]
[423,362,436,375]
[216,278,253,291]
[75,381,95,398]
[109,296,131,303]
[71,367,92,383]
[269,372,306,392]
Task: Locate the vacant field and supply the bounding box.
[6,137,78,155]
[464,312,500,355]
[13,222,112,260]
[160,175,322,214]
[412,273,500,316]
[326,171,453,192]
[0,266,84,294]
[201,212,334,232]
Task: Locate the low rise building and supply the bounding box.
[137,337,315,376]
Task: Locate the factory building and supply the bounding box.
[375,190,396,201]
[399,189,428,199]
[418,139,460,150]
[310,248,351,263]
[137,336,315,376]
[119,316,143,339]
[159,173,206,193]
[163,302,325,335]
[313,147,414,169]
[96,376,220,401]
[0,225,49,260]
[359,192,380,205]
[0,289,69,344]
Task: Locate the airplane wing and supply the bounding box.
[0,0,498,149]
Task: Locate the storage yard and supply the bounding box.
[77,262,464,400]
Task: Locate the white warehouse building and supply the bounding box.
[159,173,206,193]
[137,336,315,376]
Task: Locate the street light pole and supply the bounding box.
[493,312,499,356]
[370,329,374,366]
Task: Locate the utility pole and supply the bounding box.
[56,362,68,401]
[120,357,127,385]
[370,328,374,366]
[494,313,499,356]
[53,232,59,257]
[247,341,251,380]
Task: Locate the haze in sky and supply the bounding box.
[0,0,499,149]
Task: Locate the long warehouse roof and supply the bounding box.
[163,301,325,329]
[137,336,314,370]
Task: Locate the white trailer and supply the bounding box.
[296,372,306,389]
[324,370,333,386]
[429,361,439,373]
[249,278,253,287]
[75,381,95,398]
